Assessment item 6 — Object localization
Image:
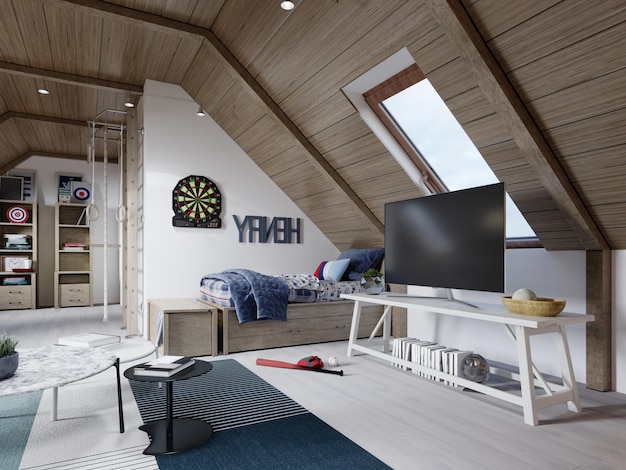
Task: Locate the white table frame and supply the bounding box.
[342,292,594,426]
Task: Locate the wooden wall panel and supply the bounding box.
[0,120,28,155]
[486,0,624,73]
[237,120,294,161]
[446,86,495,125]
[508,25,626,103]
[463,114,511,148]
[530,70,626,130]
[546,109,626,157]
[462,0,559,40]
[280,1,431,124]
[295,92,356,137]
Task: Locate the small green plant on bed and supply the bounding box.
[361,268,383,278]
[0,333,19,358]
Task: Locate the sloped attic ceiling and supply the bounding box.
[0,0,624,252]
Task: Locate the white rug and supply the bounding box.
[18,360,157,469]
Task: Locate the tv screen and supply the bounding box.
[384,183,505,293]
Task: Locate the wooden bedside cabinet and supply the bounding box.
[148,298,218,357]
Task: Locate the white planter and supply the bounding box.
[361,276,385,295]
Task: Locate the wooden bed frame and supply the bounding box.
[197,299,384,354]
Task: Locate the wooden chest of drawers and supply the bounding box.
[0,285,33,310]
[59,283,90,307]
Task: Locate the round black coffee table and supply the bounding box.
[124,359,213,455]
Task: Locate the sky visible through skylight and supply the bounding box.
[382,79,536,239]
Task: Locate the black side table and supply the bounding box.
[125,359,213,455]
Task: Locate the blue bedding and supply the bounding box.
[200,269,289,323]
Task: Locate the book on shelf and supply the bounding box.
[391,337,413,369]
[449,350,474,387]
[63,242,86,251]
[134,356,196,377]
[409,340,435,376]
[58,332,121,348]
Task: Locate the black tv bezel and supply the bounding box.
[384,183,506,294]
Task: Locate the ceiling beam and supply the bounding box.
[0,150,90,175]
[0,111,88,127]
[425,0,608,251]
[0,61,142,96]
[56,0,384,235]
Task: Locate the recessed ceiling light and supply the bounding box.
[197,107,206,117]
[37,84,49,95]
[124,100,135,108]
[281,1,295,10]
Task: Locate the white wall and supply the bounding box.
[141,81,339,325]
[15,156,121,307]
[406,249,589,382]
[614,250,626,393]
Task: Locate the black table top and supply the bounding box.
[124,359,212,383]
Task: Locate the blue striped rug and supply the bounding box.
[129,359,391,469]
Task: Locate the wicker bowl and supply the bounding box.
[502,297,566,317]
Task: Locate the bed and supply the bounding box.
[198,248,386,354]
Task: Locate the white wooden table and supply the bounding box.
[341,292,594,426]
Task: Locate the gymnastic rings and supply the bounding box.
[115,205,126,223]
[87,203,100,222]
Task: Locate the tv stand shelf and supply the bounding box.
[341,292,594,426]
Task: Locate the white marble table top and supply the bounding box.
[0,345,117,397]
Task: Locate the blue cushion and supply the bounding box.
[336,248,384,281]
[314,259,350,282]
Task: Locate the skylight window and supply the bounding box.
[380,78,536,240]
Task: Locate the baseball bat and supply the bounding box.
[256,358,344,376]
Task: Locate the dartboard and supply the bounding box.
[172,175,222,228]
[7,205,29,224]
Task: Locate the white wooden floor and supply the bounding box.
[3,305,625,470]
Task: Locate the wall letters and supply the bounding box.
[233,215,302,244]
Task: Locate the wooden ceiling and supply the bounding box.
[0,0,624,251]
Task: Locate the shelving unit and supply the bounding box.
[54,203,92,308]
[0,199,37,310]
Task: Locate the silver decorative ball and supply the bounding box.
[461,353,489,383]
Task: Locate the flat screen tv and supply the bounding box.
[384,183,505,301]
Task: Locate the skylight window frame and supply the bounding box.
[363,64,540,247]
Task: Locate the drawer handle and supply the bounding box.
[9,290,24,294]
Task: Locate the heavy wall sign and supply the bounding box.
[233,215,301,244]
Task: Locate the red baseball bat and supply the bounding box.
[256,358,344,376]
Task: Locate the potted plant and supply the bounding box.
[360,268,385,295]
[0,333,19,380]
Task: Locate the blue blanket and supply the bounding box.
[200,269,289,323]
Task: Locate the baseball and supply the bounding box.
[328,356,339,367]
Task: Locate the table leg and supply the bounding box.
[555,324,582,413]
[382,305,392,353]
[139,380,213,455]
[114,358,125,433]
[166,381,174,446]
[516,325,539,426]
[51,387,58,421]
[347,300,362,357]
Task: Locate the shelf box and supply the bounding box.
[57,204,89,226]
[58,273,90,284]
[59,283,90,307]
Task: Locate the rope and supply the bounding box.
[116,124,127,222]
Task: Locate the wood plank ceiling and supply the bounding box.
[0,0,625,252]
